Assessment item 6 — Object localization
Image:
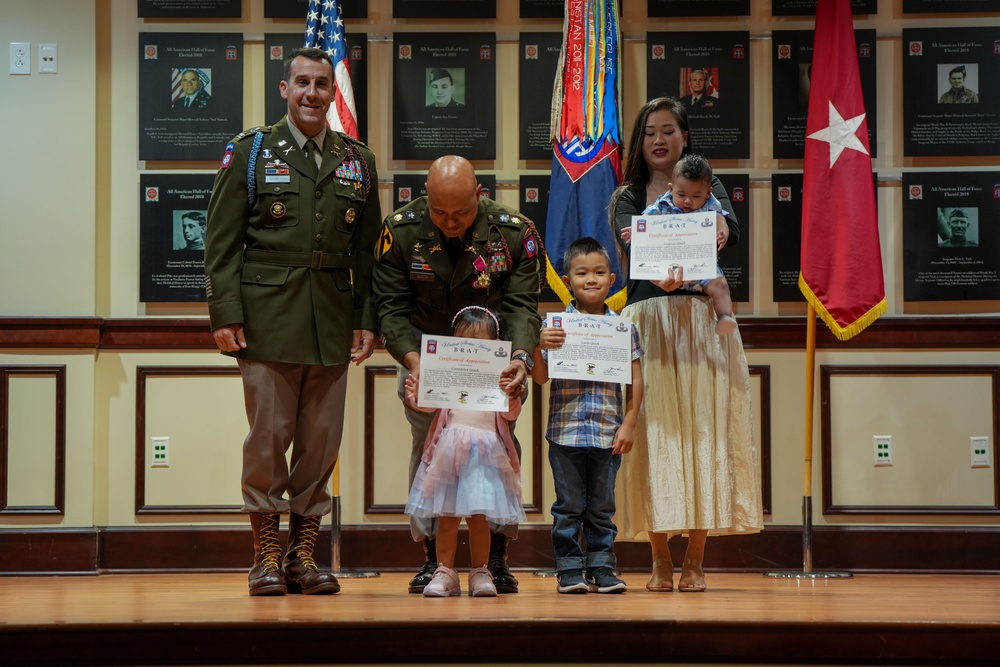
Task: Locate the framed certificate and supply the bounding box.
[547,313,634,384]
[629,212,718,282]
[418,335,511,411]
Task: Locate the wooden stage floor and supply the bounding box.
[2,571,998,666]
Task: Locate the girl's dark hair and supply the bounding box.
[451,306,506,340]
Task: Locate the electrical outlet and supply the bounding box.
[38,43,56,74]
[10,42,30,75]
[970,436,990,468]
[151,437,169,468]
[874,435,892,466]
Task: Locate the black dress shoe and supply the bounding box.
[408,559,437,593]
[490,562,519,594]
[488,532,519,594]
[408,537,437,594]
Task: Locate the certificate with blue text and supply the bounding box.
[418,335,511,411]
[630,212,717,282]
[547,314,633,384]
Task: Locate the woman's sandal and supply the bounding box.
[646,557,674,592]
[678,558,706,592]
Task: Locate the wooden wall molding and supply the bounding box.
[3,316,1000,350]
[749,365,772,515]
[820,365,1000,516]
[0,365,66,515]
[135,366,244,515]
[1,524,998,575]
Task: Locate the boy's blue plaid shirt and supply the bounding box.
[541,302,643,449]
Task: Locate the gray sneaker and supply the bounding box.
[586,567,627,593]
[556,569,590,594]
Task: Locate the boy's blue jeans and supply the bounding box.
[547,440,621,573]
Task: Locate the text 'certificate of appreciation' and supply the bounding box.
[418,335,511,411]
[547,313,633,384]
[630,212,717,282]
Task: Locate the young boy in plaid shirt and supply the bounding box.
[531,237,644,593]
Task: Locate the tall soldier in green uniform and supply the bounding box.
[204,47,381,597]
[373,155,543,594]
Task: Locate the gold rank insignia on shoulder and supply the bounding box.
[345,208,356,224]
[393,213,402,222]
[511,217,521,225]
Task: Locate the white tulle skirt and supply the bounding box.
[405,410,525,525]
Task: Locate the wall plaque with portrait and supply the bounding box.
[393,33,497,160]
[263,0,367,18]
[903,0,998,13]
[771,173,806,303]
[138,0,240,17]
[648,0,749,17]
[772,30,877,160]
[718,173,750,303]
[519,174,559,303]
[392,173,497,211]
[902,171,1000,301]
[393,0,495,18]
[646,32,750,160]
[519,32,562,161]
[138,33,243,161]
[771,0,876,15]
[263,33,369,144]
[902,27,1000,157]
[520,0,563,18]
[139,174,214,303]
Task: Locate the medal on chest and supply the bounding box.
[472,255,491,290]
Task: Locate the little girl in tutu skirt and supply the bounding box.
[404,306,526,597]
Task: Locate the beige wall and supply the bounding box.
[1,0,999,532]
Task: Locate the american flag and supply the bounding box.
[304,0,358,139]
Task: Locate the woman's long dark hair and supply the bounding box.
[618,97,691,193]
[609,97,691,272]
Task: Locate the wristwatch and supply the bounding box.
[511,351,534,372]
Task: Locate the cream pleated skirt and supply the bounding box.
[616,296,763,541]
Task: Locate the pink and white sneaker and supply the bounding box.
[422,565,461,597]
[468,566,497,597]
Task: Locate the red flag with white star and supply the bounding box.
[799,0,886,340]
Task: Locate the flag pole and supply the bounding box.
[330,461,380,578]
[765,305,851,580]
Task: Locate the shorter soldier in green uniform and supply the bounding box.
[373,156,543,594]
[204,47,381,596]
[939,65,979,104]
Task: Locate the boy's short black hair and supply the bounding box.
[672,154,713,186]
[563,236,611,274]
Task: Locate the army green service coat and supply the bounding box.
[372,197,542,363]
[204,116,381,365]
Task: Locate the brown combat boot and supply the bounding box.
[283,514,340,594]
[248,512,287,596]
